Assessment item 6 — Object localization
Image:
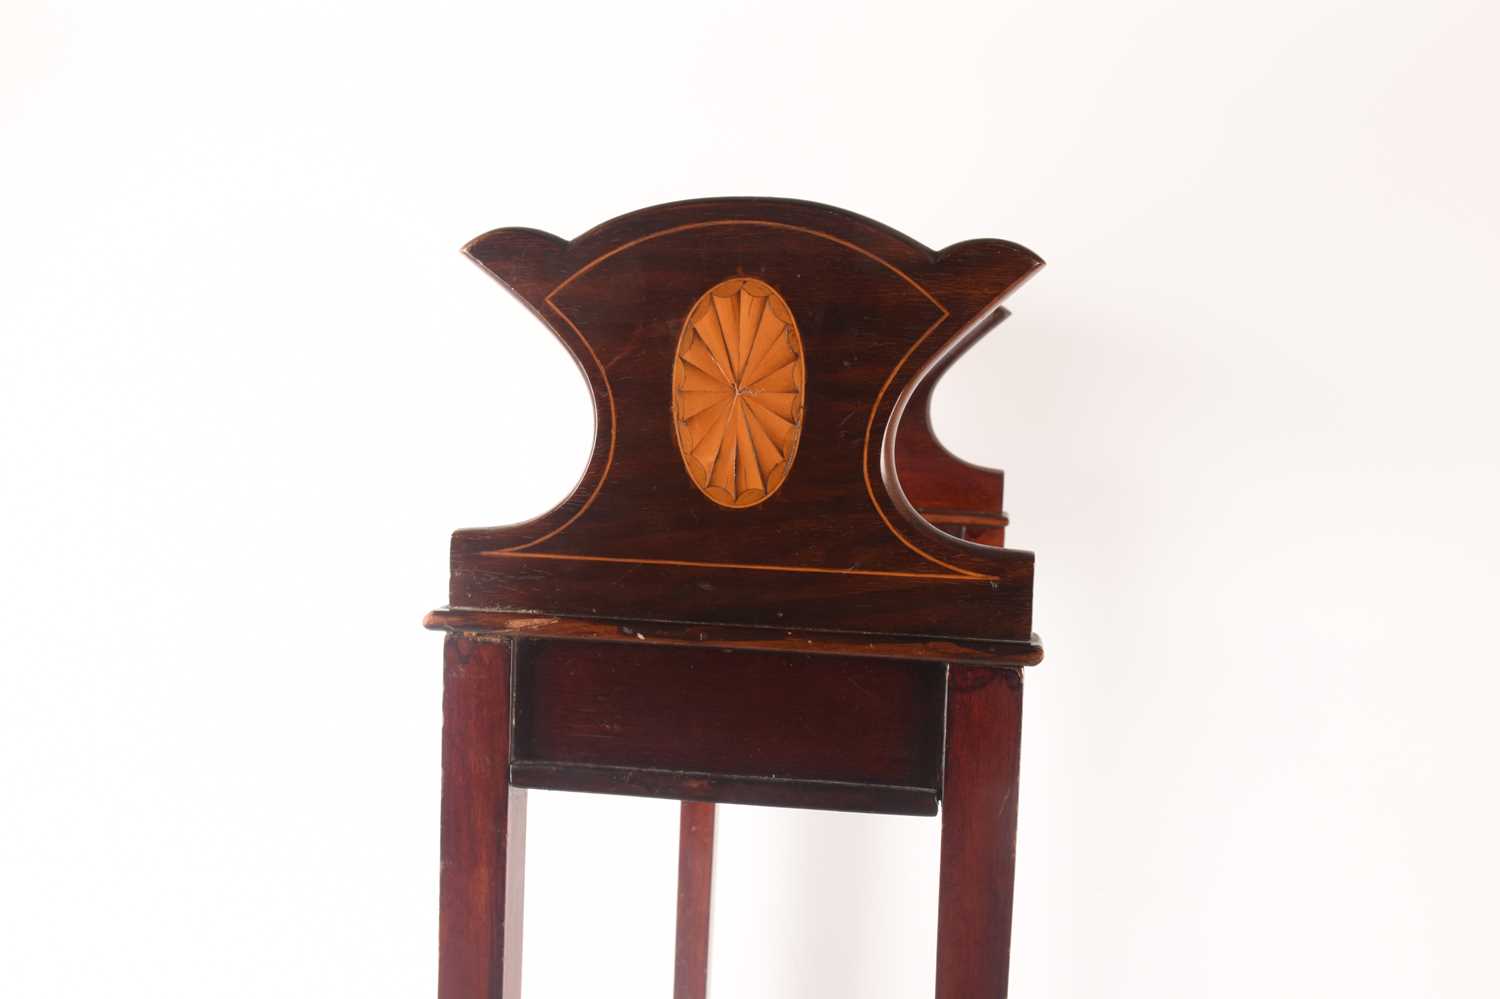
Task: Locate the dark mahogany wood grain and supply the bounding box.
[936,666,1024,999]
[673,802,716,999]
[439,636,525,999]
[450,556,1032,645]
[895,324,1009,547]
[509,639,946,815]
[509,762,938,816]
[452,198,1042,644]
[429,199,1046,997]
[424,607,1042,669]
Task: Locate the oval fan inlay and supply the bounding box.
[671,277,805,508]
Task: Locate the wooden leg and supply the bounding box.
[440,636,526,999]
[935,666,1024,999]
[673,801,717,999]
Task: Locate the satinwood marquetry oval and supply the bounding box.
[672,277,805,508]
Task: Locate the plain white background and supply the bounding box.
[4,1,1498,995]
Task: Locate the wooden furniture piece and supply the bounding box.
[426,198,1044,998]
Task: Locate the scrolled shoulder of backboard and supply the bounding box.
[453,225,613,554]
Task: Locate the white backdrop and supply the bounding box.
[4,1,1498,996]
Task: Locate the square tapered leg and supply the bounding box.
[935,667,1024,999]
[673,801,717,999]
[440,636,526,999]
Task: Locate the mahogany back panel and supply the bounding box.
[450,198,1042,646]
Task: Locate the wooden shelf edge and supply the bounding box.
[509,760,940,817]
[424,607,1044,669]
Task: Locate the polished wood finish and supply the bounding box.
[426,607,1042,670]
[510,639,946,815]
[430,198,1045,998]
[894,330,1009,546]
[936,666,1024,999]
[452,198,1041,644]
[673,802,717,999]
[509,761,937,817]
[439,636,525,999]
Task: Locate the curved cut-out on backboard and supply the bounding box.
[452,200,1044,644]
[672,278,805,508]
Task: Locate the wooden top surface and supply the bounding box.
[424,607,1044,669]
[442,198,1043,655]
